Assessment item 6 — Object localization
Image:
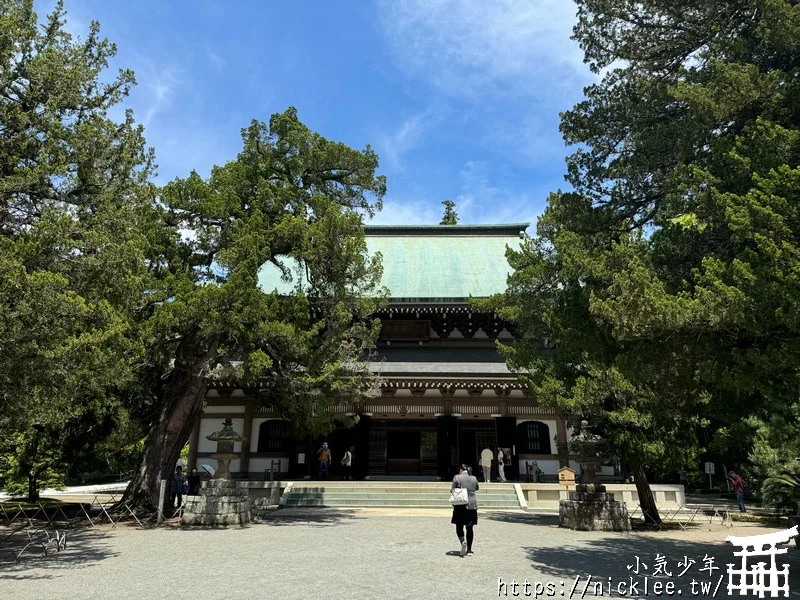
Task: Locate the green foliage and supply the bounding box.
[148,107,388,437]
[0,0,155,498]
[0,1,389,506]
[439,200,458,225]
[749,403,800,514]
[497,0,800,490]
[0,431,64,496]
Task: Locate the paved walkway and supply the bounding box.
[2,509,798,599]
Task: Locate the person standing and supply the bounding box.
[451,464,480,557]
[480,447,493,482]
[341,447,353,480]
[170,466,185,509]
[187,467,201,495]
[497,448,507,482]
[728,471,747,513]
[317,442,331,479]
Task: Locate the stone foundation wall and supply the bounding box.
[521,483,684,510]
[181,479,251,527]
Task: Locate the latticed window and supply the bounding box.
[521,421,550,454]
[257,420,289,452]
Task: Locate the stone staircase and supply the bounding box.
[280,481,522,509]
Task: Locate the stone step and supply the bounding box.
[289,482,518,489]
[284,486,516,492]
[282,496,518,504]
[283,494,516,502]
[282,491,520,501]
[280,481,522,509]
[281,498,522,508]
[283,489,516,496]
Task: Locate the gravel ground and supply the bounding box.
[1,509,798,600]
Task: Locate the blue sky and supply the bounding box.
[43,0,594,228]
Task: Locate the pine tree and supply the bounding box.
[499,0,800,524]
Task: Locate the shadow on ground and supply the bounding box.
[0,526,118,578]
[483,511,548,526]
[252,507,367,527]
[525,529,800,597]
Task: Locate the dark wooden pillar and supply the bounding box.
[556,414,569,468]
[437,415,458,480]
[240,399,254,478]
[495,416,518,480]
[355,414,372,480]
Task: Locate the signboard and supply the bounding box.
[297,453,306,465]
[558,467,576,486]
[704,462,715,475]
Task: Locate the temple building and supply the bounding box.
[189,223,578,481]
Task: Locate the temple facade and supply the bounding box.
[189,223,586,481]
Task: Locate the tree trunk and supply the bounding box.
[27,472,39,502]
[631,463,662,525]
[22,430,40,502]
[122,337,219,511]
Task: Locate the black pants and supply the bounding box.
[342,465,352,480]
[456,525,474,551]
[170,491,183,508]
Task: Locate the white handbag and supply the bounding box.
[449,476,469,506]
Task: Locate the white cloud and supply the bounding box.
[207,50,227,70]
[139,65,181,128]
[366,197,439,225]
[365,161,548,230]
[454,161,544,230]
[375,108,441,172]
[377,1,593,169]
[377,0,589,103]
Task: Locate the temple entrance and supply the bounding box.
[387,430,420,474]
[368,420,437,476]
[457,420,496,476]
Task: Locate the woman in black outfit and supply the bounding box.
[451,464,479,557]
[187,467,201,495]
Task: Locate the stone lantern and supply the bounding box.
[206,418,245,480]
[182,418,251,527]
[574,419,603,487]
[558,419,630,531]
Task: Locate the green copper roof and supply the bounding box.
[257,223,528,300]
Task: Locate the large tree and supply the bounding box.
[122,110,387,510]
[0,0,156,499]
[498,0,799,523]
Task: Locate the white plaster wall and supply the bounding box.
[519,458,560,475]
[197,417,244,453]
[196,458,242,474]
[203,405,245,414]
[249,458,289,474]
